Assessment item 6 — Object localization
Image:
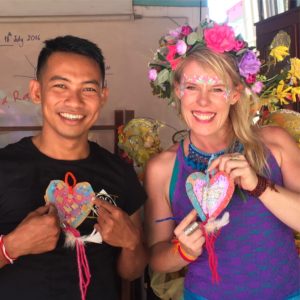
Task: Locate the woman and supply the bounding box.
[145,22,300,299]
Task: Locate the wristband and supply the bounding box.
[0,235,16,264]
[247,175,278,198]
[172,239,197,263]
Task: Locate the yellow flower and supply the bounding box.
[275,80,292,104]
[289,58,300,81]
[291,86,300,102]
[270,46,289,62]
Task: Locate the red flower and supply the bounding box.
[181,25,193,36]
[246,74,256,84]
[170,57,182,70]
[234,40,245,51]
[166,45,177,62]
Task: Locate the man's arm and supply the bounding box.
[94,200,148,280]
[116,208,148,280]
[0,205,60,269]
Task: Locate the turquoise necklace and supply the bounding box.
[186,133,244,172]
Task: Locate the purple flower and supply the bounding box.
[176,40,187,55]
[169,27,181,38]
[238,50,261,78]
[251,81,264,94]
[148,69,157,81]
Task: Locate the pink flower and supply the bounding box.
[148,69,158,81]
[181,25,193,36]
[176,40,187,55]
[204,23,236,53]
[234,40,245,51]
[251,81,264,94]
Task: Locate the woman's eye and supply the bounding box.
[211,87,226,93]
[185,85,197,91]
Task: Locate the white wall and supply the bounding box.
[0,5,208,151]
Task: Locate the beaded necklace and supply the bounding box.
[186,133,244,172]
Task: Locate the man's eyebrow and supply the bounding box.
[49,76,100,86]
[49,75,70,82]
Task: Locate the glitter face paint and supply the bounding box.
[180,74,231,101]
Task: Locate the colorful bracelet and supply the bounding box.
[172,239,197,263]
[247,175,278,198]
[0,235,16,264]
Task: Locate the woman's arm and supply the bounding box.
[144,147,204,272]
[259,126,300,232]
[208,126,300,232]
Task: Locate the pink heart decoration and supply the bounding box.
[186,171,234,221]
[44,172,95,228]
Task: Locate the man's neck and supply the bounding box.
[32,133,90,160]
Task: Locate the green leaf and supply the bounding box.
[156,69,170,84]
[157,51,167,61]
[196,25,204,40]
[236,48,248,56]
[235,186,247,203]
[187,32,199,46]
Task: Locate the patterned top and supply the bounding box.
[170,143,300,299]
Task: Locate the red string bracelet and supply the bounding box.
[172,239,197,263]
[247,175,278,198]
[0,235,16,264]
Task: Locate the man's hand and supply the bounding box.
[94,199,141,251]
[3,204,61,259]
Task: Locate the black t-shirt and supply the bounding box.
[0,137,146,300]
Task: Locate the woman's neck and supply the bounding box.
[189,130,234,154]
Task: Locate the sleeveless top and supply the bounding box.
[170,142,300,300]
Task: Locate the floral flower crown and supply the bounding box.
[148,19,261,105]
[148,20,300,114]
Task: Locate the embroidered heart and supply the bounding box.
[44,172,95,228]
[186,171,234,222]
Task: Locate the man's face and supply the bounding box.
[30,51,107,143]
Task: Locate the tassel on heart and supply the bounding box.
[186,171,234,283]
[45,172,97,300]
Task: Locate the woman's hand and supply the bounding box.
[174,209,205,259]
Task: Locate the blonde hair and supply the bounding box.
[173,46,268,175]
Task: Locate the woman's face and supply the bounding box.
[175,60,239,139]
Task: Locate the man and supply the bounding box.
[0,35,147,299]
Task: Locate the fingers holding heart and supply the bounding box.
[173,210,205,258]
[208,153,258,191]
[94,199,139,249]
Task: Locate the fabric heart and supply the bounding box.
[186,171,234,222]
[44,172,95,228]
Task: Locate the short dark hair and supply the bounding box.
[36,35,105,85]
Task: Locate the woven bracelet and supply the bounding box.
[247,175,278,198]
